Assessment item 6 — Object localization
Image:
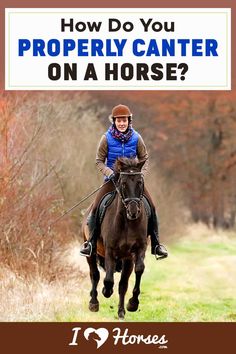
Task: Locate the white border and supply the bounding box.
[5,8,231,91]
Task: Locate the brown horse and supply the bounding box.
[81,157,148,319]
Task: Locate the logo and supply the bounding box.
[84,328,109,349]
[69,326,168,349]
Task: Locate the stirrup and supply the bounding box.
[154,244,168,261]
[80,241,93,258]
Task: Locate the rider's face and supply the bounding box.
[114,117,129,132]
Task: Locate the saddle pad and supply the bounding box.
[143,195,152,219]
[97,191,117,224]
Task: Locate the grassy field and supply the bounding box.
[1,225,236,322]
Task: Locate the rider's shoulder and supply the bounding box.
[98,134,108,145]
[136,132,146,145]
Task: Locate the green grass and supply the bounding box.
[52,233,236,322]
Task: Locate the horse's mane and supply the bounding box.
[113,157,140,173]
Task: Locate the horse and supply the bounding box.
[81,157,148,319]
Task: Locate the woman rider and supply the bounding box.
[80,104,168,259]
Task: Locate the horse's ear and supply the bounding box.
[137,160,146,171]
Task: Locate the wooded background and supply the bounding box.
[0,91,236,278]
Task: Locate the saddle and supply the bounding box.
[142,194,152,219]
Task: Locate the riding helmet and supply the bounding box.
[109,104,133,122]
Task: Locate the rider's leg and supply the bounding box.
[80,181,115,257]
[144,187,168,258]
[148,208,168,257]
[80,212,97,257]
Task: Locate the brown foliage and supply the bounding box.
[0,94,72,279]
[0,92,104,279]
[152,94,236,229]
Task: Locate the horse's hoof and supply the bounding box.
[118,310,125,319]
[89,302,99,312]
[127,298,139,312]
[102,287,113,298]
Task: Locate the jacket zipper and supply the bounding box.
[122,142,125,156]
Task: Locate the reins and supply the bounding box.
[34,180,110,245]
[46,170,143,234]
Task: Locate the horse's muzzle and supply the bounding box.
[124,199,141,220]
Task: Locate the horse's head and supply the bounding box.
[114,157,145,220]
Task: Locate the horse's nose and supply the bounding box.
[127,202,140,220]
[130,212,137,219]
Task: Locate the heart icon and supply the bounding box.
[84,328,109,349]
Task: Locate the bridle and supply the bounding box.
[112,171,144,219]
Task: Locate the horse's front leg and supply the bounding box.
[102,250,116,298]
[118,258,133,319]
[127,251,145,312]
[86,254,100,312]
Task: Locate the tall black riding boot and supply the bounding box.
[80,213,98,257]
[148,208,168,259]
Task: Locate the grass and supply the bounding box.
[1,224,236,322]
[87,237,236,322]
